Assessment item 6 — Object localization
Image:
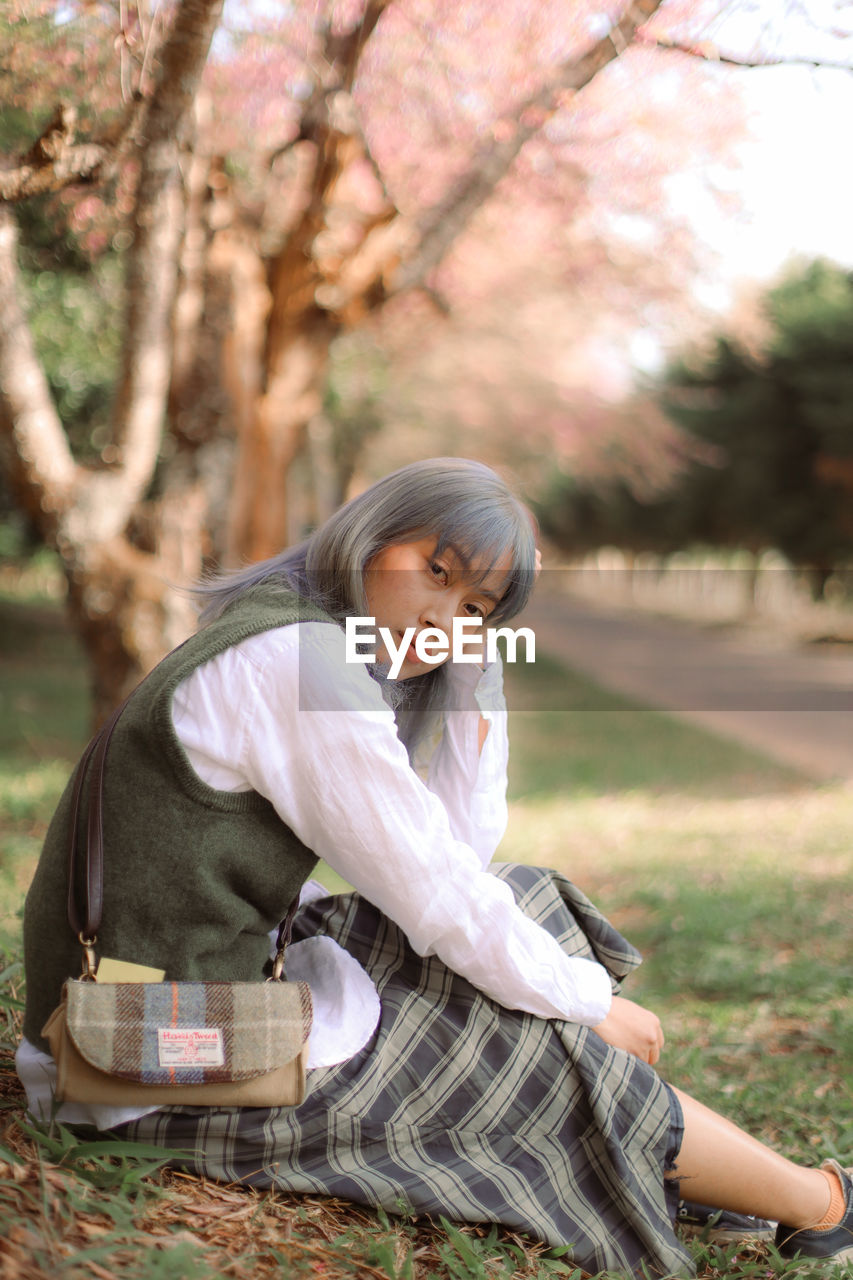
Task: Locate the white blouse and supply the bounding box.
[17,620,612,1128]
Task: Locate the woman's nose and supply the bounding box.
[420,598,454,635]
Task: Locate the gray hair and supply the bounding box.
[196,457,537,752]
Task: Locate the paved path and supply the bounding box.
[518,589,853,783]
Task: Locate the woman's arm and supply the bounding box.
[173,623,613,1028]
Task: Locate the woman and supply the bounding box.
[18,458,852,1276]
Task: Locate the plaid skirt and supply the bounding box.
[119,864,692,1277]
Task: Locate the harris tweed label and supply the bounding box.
[157,1027,225,1068]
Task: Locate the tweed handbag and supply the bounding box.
[41,695,313,1108]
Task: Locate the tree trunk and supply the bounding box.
[228,317,337,562]
[64,531,202,723]
[0,0,225,724]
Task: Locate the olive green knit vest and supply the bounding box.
[23,587,337,1051]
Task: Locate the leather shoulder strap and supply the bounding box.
[66,698,127,940]
[64,677,298,960]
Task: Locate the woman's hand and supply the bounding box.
[592,995,665,1065]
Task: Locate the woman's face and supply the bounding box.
[364,536,512,679]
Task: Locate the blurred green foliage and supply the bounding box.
[0,7,125,494]
[537,260,853,587]
[23,257,123,459]
[0,196,123,534]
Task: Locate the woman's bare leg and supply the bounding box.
[667,1087,833,1228]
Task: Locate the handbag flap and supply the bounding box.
[64,980,312,1085]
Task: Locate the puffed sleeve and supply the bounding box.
[423,656,508,867]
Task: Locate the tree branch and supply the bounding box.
[638,0,853,73]
[323,0,393,92]
[391,0,665,296]
[106,0,226,531]
[0,99,147,203]
[643,33,853,72]
[0,207,79,533]
[692,48,851,71]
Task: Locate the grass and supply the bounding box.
[502,652,852,1173]
[0,589,851,1279]
[503,649,807,800]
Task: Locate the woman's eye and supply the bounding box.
[465,602,486,619]
[429,561,448,584]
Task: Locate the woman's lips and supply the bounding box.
[402,632,423,664]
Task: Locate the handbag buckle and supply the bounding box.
[267,945,286,983]
[78,932,98,981]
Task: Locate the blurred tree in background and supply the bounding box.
[537,259,853,594]
[1,0,849,718]
[0,0,224,718]
[0,3,126,537]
